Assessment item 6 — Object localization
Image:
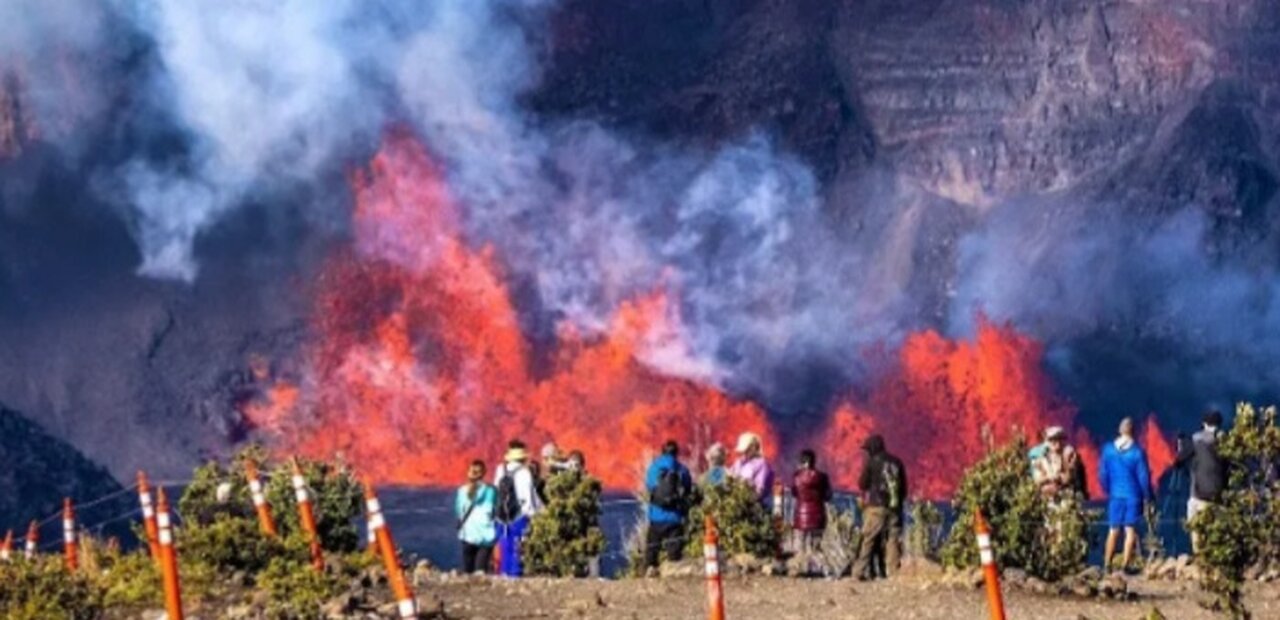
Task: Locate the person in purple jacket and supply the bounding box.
[729,432,775,510]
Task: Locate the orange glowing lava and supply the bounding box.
[817,318,1079,499]
[245,133,773,487]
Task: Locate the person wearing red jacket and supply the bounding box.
[791,449,833,553]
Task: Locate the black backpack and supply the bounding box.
[495,468,522,523]
[650,467,687,512]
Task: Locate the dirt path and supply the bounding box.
[427,575,1280,619]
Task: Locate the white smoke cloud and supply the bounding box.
[114,0,387,280]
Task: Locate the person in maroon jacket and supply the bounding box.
[791,449,833,552]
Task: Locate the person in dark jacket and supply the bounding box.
[643,440,694,573]
[851,435,907,579]
[1175,410,1226,553]
[791,449,833,553]
[1100,417,1152,573]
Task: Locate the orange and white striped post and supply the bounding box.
[366,510,379,557]
[364,479,417,619]
[290,461,324,571]
[24,520,38,560]
[1,528,13,561]
[156,487,185,620]
[62,498,78,572]
[974,509,1006,620]
[704,516,726,620]
[244,459,278,537]
[137,471,162,564]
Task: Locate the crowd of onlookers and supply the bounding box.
[452,409,1235,578]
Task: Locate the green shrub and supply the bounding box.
[524,471,607,577]
[178,512,288,575]
[259,556,340,619]
[0,556,104,620]
[178,446,364,555]
[96,548,161,609]
[683,477,778,559]
[905,500,945,560]
[1188,402,1280,619]
[818,503,862,576]
[940,435,1090,581]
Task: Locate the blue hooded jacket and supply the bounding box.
[1099,438,1152,501]
[645,454,693,525]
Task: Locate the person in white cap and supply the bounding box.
[1032,425,1081,501]
[728,432,775,508]
[493,440,542,577]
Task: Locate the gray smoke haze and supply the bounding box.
[7,0,1280,419]
[953,203,1280,399]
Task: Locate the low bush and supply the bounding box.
[0,556,104,620]
[1187,402,1280,619]
[683,477,778,559]
[940,435,1090,581]
[524,470,607,577]
[905,500,945,560]
[258,556,341,619]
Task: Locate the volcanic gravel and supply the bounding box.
[425,575,1280,619]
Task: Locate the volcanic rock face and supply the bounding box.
[1,0,1279,485]
[0,405,123,531]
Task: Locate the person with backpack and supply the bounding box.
[1099,417,1153,573]
[1175,410,1226,553]
[851,435,907,580]
[455,459,497,574]
[493,440,543,577]
[729,432,775,509]
[791,449,833,553]
[643,440,694,573]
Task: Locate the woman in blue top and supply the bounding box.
[456,459,498,574]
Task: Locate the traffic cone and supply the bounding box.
[156,488,185,620]
[244,459,278,537]
[364,479,417,619]
[704,515,726,620]
[63,498,78,572]
[290,460,325,571]
[137,471,162,564]
[24,519,38,560]
[974,509,1007,620]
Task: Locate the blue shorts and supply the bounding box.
[1107,498,1143,528]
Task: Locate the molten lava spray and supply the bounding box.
[246,134,774,487]
[816,319,1081,499]
[247,133,1176,495]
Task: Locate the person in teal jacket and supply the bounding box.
[455,459,498,574]
[1099,417,1152,573]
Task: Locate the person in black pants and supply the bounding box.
[643,440,694,573]
[455,459,498,573]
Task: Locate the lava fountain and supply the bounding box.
[246,132,1174,494]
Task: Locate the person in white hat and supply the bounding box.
[1031,425,1081,501]
[493,440,543,577]
[728,432,775,508]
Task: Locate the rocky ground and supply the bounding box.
[141,556,1277,620]
[422,572,1279,620]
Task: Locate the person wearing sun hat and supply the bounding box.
[1032,425,1081,501]
[492,440,542,577]
[728,432,775,508]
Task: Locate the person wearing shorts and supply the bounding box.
[1099,417,1152,573]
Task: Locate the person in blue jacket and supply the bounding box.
[1099,417,1152,573]
[643,440,694,574]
